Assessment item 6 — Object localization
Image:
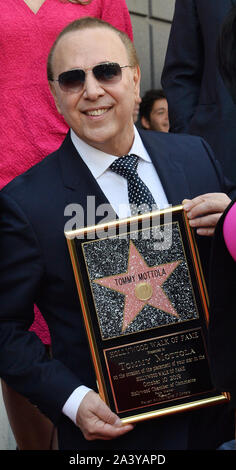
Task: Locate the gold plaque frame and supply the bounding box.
[65,205,228,424]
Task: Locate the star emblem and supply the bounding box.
[94,241,181,332]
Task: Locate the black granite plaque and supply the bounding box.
[65,206,228,423]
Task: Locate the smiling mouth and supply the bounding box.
[85,108,110,116]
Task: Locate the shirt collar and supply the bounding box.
[70,127,151,180]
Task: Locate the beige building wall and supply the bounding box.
[0,387,16,450]
[126,0,175,95]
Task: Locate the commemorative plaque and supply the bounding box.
[65,205,228,424]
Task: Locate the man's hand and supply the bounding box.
[182,193,231,236]
[76,390,134,441]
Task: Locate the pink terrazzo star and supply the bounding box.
[94,241,181,332]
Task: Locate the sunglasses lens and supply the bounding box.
[57,63,123,92]
[58,69,85,92]
[94,63,122,83]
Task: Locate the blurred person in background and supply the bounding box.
[139,89,169,132]
[208,4,236,450]
[162,0,236,182]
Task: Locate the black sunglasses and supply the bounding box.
[50,62,133,93]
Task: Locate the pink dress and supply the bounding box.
[1,0,132,344]
[223,202,236,261]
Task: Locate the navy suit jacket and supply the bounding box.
[161,0,236,181]
[0,129,235,450]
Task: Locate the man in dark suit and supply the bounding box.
[0,17,235,450]
[161,0,236,182]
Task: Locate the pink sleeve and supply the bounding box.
[223,202,236,261]
[99,0,133,40]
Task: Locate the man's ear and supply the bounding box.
[141,116,151,129]
[49,82,63,115]
[133,65,141,101]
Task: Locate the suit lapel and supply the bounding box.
[58,130,192,222]
[58,132,113,226]
[139,130,191,206]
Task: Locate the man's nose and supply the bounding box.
[82,70,105,100]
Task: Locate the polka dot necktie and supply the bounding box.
[110,154,158,216]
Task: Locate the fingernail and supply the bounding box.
[114,417,122,427]
[189,219,196,225]
[183,202,192,211]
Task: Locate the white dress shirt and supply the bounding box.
[70,126,169,217]
[62,126,169,424]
